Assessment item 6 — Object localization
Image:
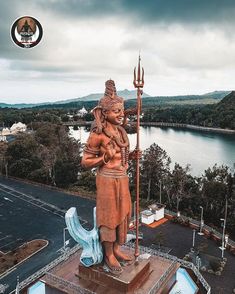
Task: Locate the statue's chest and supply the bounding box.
[101,129,129,166]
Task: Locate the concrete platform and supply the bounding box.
[41,247,180,294]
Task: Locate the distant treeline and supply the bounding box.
[0,91,234,130]
[141,91,235,130]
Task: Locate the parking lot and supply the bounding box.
[0,183,80,254]
[0,180,91,293]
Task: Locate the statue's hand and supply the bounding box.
[129,149,142,160]
[104,142,116,162]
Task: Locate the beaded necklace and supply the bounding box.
[103,126,129,166]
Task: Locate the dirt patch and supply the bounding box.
[0,239,47,275]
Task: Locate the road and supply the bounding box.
[0,176,95,293]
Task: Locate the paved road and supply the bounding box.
[0,176,95,224]
[0,176,95,293]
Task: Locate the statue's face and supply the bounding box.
[104,103,124,125]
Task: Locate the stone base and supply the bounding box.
[41,248,180,294]
[78,258,150,293]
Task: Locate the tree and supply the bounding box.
[54,159,78,188]
[165,163,191,212]
[201,164,233,224]
[0,142,8,175]
[140,143,171,202]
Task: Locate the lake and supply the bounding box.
[70,126,235,176]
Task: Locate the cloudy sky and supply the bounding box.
[1,0,235,103]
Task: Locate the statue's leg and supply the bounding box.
[113,242,133,261]
[113,217,133,261]
[103,241,122,271]
[99,226,122,271]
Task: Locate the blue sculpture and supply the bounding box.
[65,207,103,267]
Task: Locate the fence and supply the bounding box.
[125,243,211,294]
[14,244,81,292]
[165,209,235,248]
[44,272,95,294]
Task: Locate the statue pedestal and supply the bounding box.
[42,247,180,294]
[78,258,150,293]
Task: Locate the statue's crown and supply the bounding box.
[98,79,123,110]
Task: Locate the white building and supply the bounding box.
[77,106,88,117]
[141,210,155,225]
[10,122,27,134]
[1,127,11,136]
[148,203,165,221]
[0,135,6,142]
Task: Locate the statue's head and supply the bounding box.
[91,79,124,133]
[98,79,124,110]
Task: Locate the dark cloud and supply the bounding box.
[37,0,235,24]
[122,0,235,24]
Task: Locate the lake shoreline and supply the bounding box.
[66,121,235,135]
[140,122,235,135]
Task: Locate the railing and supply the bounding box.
[15,244,81,291]
[148,260,177,294]
[165,209,235,247]
[0,284,8,294]
[181,261,211,294]
[44,272,95,294]
[13,241,212,294]
[125,243,211,294]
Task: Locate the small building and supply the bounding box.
[77,106,88,117]
[148,203,165,221]
[141,210,155,225]
[10,122,27,134]
[0,135,6,142]
[1,127,11,136]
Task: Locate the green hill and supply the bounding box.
[216,91,235,110]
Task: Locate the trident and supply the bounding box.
[133,55,144,258]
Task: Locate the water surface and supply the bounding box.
[70,126,235,176]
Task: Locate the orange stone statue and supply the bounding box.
[81,79,135,273]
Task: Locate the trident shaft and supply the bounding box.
[133,55,144,258]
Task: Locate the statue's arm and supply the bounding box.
[81,132,106,169]
[81,152,105,169]
[129,149,142,161]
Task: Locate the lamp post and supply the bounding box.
[63,227,69,252]
[159,180,162,204]
[196,255,201,271]
[219,198,228,259]
[219,218,226,259]
[198,206,204,235]
[192,229,196,250]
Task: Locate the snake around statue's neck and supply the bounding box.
[103,125,129,148]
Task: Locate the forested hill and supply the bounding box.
[216,91,235,110]
[0,90,229,109]
[142,91,235,130]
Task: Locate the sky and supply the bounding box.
[1,0,235,103]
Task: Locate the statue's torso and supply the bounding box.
[86,126,129,175]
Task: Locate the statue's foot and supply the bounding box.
[104,254,123,273]
[114,245,133,262]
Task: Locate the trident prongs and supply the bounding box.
[133,55,144,88]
